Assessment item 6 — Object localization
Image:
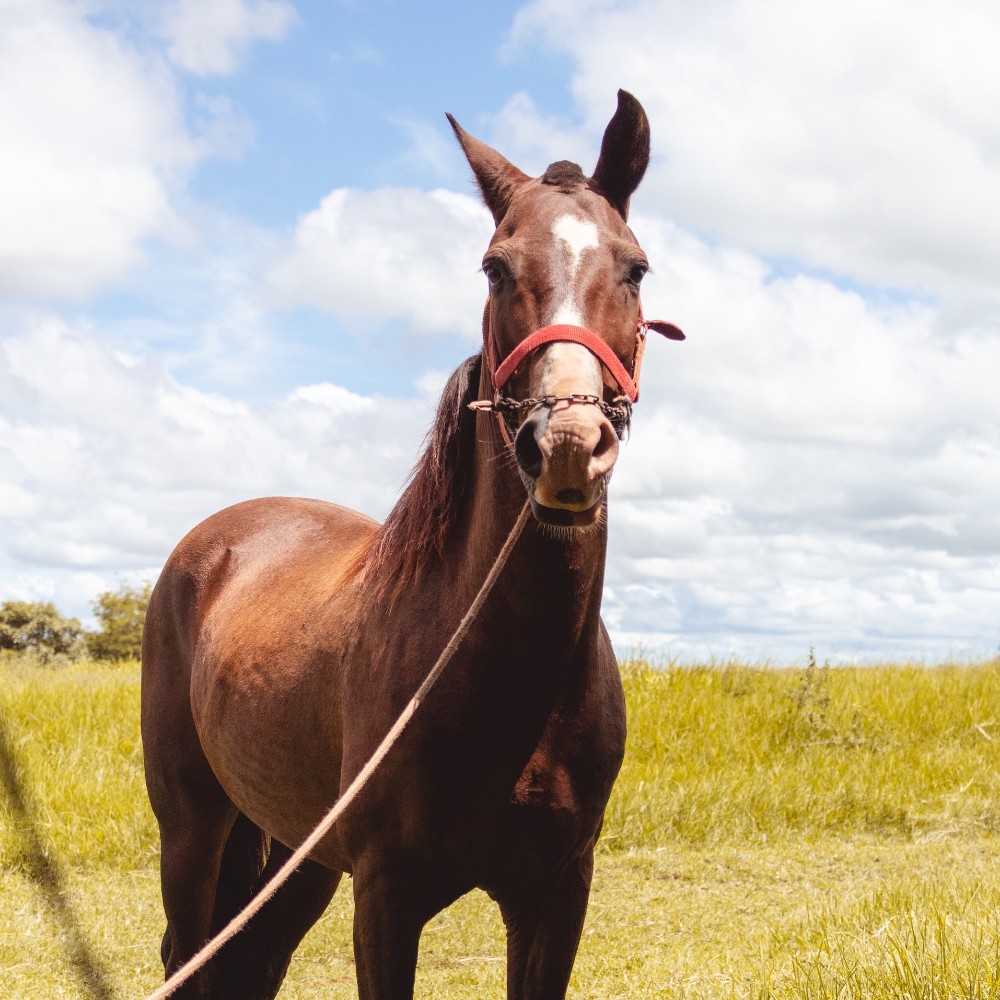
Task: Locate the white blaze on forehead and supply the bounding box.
[542,213,603,394]
[553,214,600,274]
[550,213,600,327]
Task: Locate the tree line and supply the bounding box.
[0,582,151,664]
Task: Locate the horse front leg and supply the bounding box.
[497,848,595,1000]
[351,853,435,1000]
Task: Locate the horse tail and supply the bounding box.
[211,812,270,935]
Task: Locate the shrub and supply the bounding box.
[0,601,85,665]
[87,582,152,662]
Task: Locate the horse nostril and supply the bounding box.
[588,419,619,478]
[514,419,544,479]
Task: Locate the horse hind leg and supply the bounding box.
[211,812,269,925]
[154,789,239,998]
[144,669,241,996]
[143,591,341,997]
[213,829,342,1000]
[143,607,263,995]
[158,804,341,1000]
[149,729,340,999]
[219,838,343,998]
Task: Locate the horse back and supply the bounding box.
[145,496,375,658]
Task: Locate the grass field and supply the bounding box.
[2,654,999,998]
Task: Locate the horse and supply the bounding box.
[141,88,683,999]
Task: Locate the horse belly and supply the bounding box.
[192,641,349,867]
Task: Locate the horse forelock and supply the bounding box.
[361,353,482,597]
[541,160,587,190]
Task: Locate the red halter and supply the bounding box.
[494,324,641,401]
[486,310,684,404]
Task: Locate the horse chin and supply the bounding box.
[528,495,604,528]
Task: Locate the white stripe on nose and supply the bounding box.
[538,341,602,397]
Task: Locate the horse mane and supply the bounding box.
[360,352,483,597]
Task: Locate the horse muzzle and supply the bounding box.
[513,400,619,526]
[475,318,682,527]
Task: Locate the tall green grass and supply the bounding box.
[3,655,999,866]
[604,654,1000,848]
[0,658,154,870]
[3,654,1000,998]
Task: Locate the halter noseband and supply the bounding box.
[469,310,684,442]
[493,324,643,402]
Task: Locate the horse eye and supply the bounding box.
[626,263,648,287]
[482,260,506,289]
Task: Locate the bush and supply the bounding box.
[0,601,85,665]
[87,582,152,662]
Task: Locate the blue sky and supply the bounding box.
[2,0,998,661]
[176,3,572,216]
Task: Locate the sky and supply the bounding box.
[1,0,998,663]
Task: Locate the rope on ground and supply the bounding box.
[143,500,532,1000]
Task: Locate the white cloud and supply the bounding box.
[604,520,999,662]
[159,0,297,76]
[267,188,495,338]
[603,213,1000,660]
[508,0,1000,301]
[483,91,596,176]
[0,0,196,299]
[0,317,436,620]
[632,213,1000,453]
[288,383,376,416]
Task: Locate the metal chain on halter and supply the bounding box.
[467,308,680,445]
[468,393,633,436]
[468,393,632,420]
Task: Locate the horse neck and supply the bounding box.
[358,350,610,664]
[456,359,610,659]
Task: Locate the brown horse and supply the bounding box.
[141,89,681,999]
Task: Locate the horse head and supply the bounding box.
[448,90,683,528]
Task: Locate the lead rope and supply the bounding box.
[143,500,532,1000]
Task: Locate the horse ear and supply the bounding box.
[447,114,531,225]
[590,90,651,220]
